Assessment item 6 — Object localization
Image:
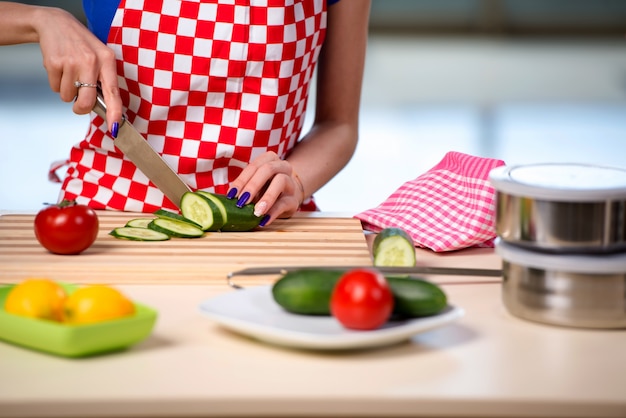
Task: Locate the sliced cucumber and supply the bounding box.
[110,227,170,241]
[180,192,225,231]
[125,218,155,228]
[148,218,204,238]
[153,208,203,229]
[196,191,228,223]
[206,192,262,232]
[372,227,416,267]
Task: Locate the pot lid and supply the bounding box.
[489,163,626,201]
[495,239,626,274]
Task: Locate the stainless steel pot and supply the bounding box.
[496,239,626,329]
[489,163,626,253]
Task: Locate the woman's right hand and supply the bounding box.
[10,5,123,133]
[36,7,122,133]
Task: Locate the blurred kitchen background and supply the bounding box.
[1,0,626,213]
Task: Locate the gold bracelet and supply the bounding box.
[292,170,306,206]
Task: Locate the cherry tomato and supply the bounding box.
[330,268,394,330]
[34,200,99,255]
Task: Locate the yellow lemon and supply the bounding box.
[64,285,135,325]
[4,278,67,322]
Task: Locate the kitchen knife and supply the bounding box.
[227,265,503,288]
[91,91,192,208]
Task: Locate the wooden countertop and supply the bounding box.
[0,213,625,418]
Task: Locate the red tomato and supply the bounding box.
[34,200,99,255]
[330,268,394,330]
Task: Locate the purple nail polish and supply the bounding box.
[111,121,119,138]
[236,191,250,208]
[259,214,270,227]
[227,188,238,199]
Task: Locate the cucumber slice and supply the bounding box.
[372,227,416,267]
[110,227,170,241]
[180,192,225,231]
[153,208,202,229]
[148,218,204,238]
[196,191,228,223]
[125,218,155,228]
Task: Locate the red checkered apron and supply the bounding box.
[60,0,327,212]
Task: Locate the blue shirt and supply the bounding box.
[83,0,340,44]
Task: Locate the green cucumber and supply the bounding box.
[271,269,447,318]
[195,191,228,223]
[125,218,155,228]
[386,275,447,317]
[372,227,416,267]
[199,192,262,232]
[154,208,203,229]
[148,218,204,238]
[271,270,341,315]
[110,226,170,241]
[180,192,224,231]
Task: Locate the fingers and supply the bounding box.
[230,152,283,192]
[229,152,289,202]
[98,55,123,134]
[232,156,291,206]
[53,44,101,106]
[72,80,98,115]
[228,152,304,227]
[37,14,121,133]
[255,173,301,226]
[45,60,63,95]
[70,48,121,134]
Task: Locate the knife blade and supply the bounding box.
[92,91,192,208]
[227,265,503,279]
[226,265,502,289]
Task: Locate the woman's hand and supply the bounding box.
[0,4,122,133]
[227,152,305,226]
[36,7,122,134]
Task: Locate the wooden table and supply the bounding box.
[0,212,625,418]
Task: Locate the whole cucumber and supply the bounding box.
[271,269,447,318]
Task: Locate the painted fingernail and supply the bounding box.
[111,121,119,138]
[253,201,267,217]
[236,191,250,208]
[259,214,270,227]
[227,188,238,199]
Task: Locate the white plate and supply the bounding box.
[198,286,464,351]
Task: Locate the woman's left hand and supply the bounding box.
[228,152,304,226]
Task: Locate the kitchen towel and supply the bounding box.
[354,151,506,252]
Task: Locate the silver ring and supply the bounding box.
[74,81,98,88]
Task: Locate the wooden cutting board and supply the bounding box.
[0,211,372,285]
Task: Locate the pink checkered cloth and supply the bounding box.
[354,152,506,252]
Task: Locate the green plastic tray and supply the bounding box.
[0,283,157,357]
